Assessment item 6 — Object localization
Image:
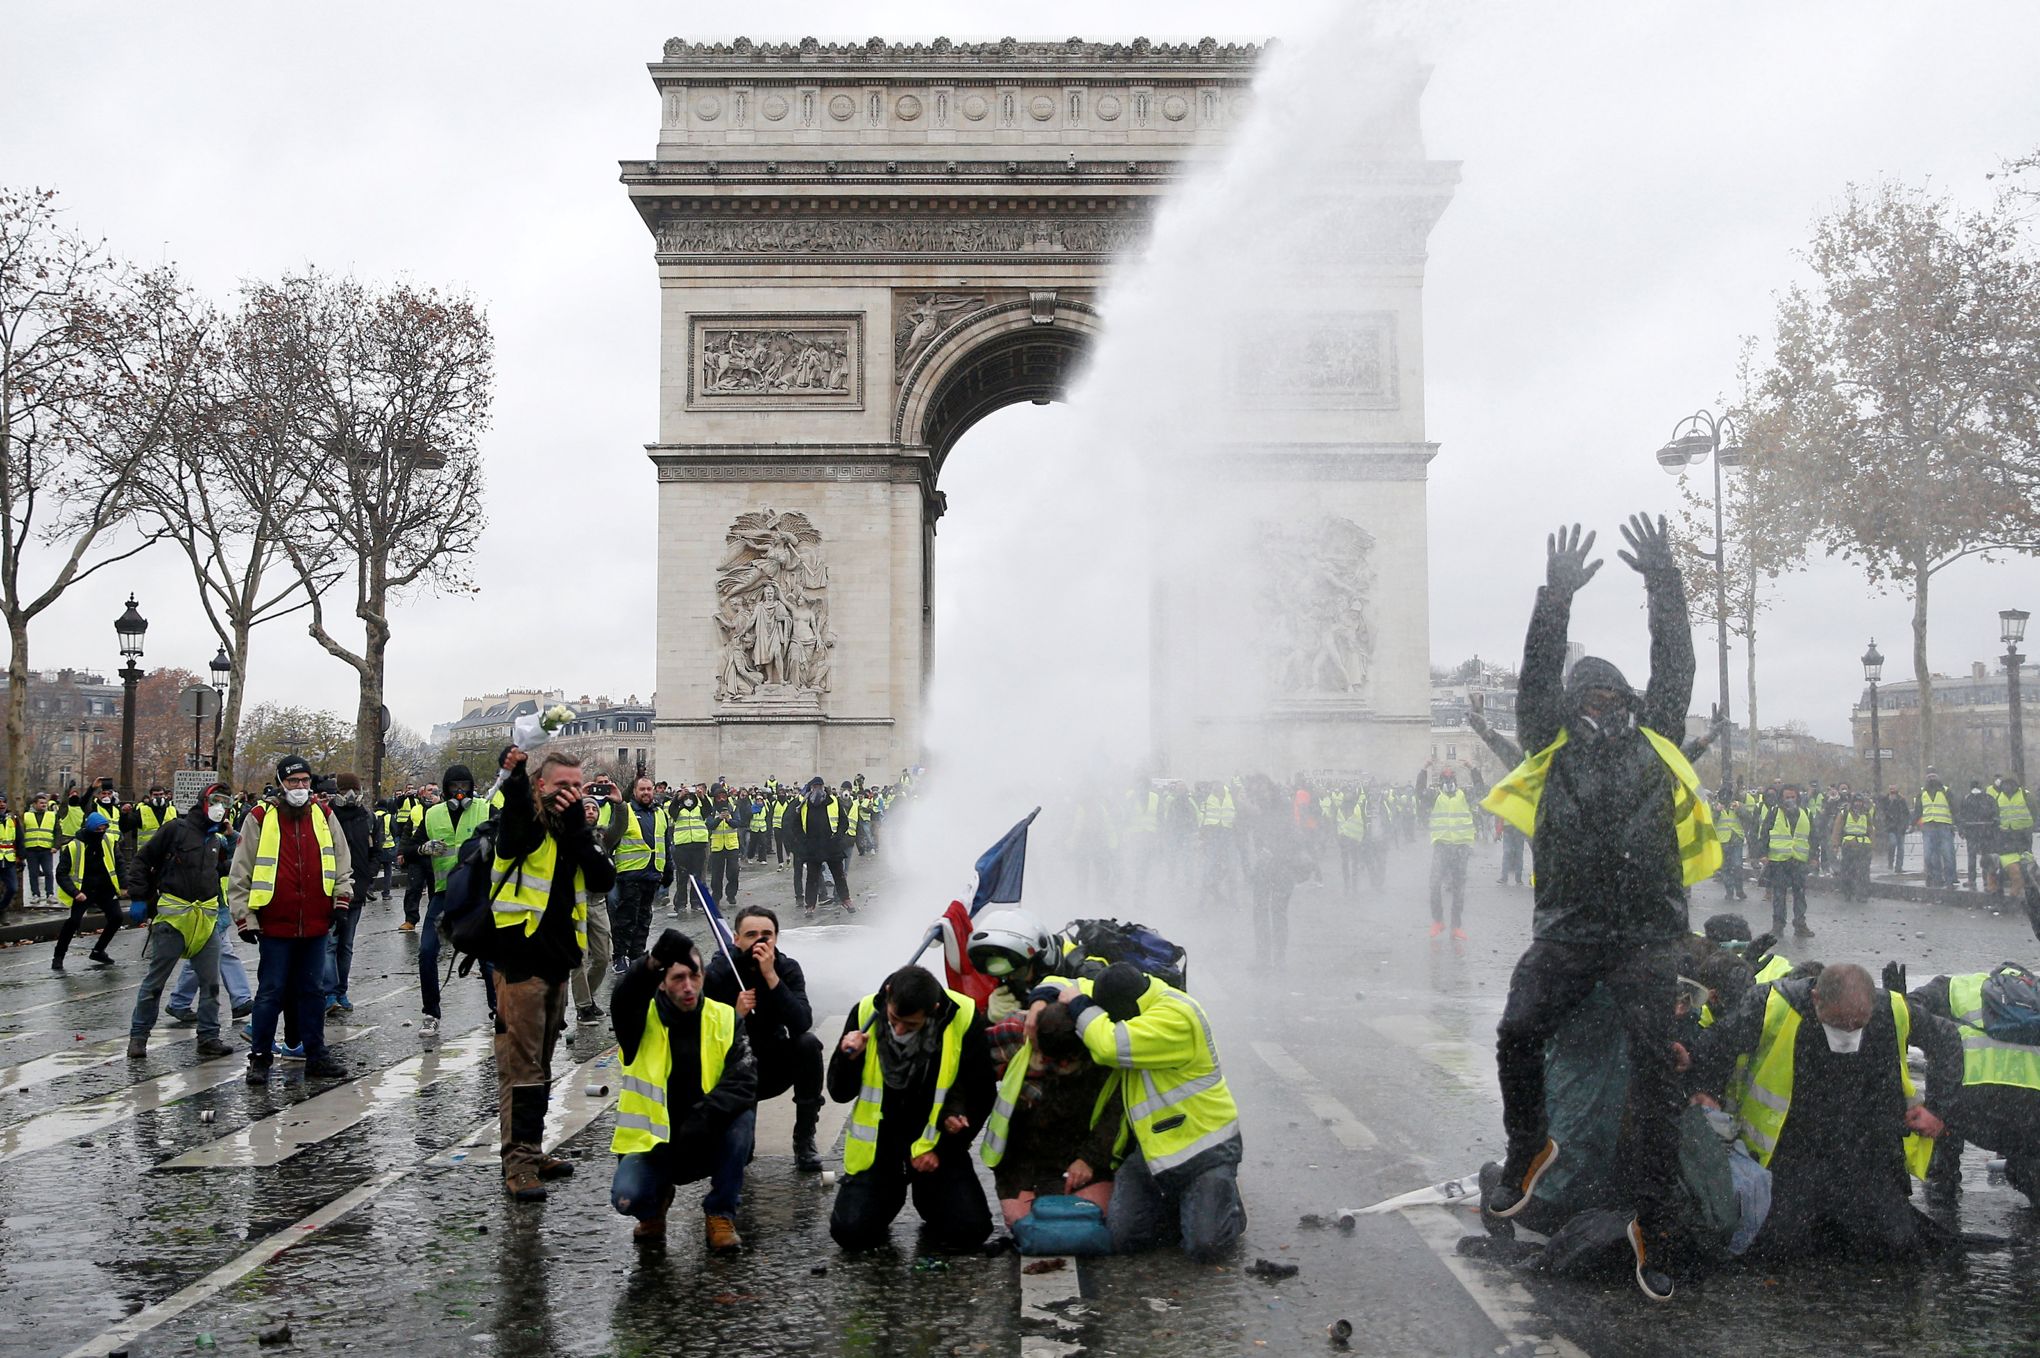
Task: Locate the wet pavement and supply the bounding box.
[0,842,2032,1357]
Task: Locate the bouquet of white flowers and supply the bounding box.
[488,703,578,798]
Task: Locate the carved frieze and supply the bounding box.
[656,216,1146,259]
[713,509,834,707]
[1257,515,1377,699]
[688,315,862,410]
[1235,312,1398,410]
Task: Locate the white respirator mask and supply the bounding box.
[284,788,312,808]
[1821,1023,1865,1054]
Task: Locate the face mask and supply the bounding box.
[681,797,696,809]
[1821,1023,1864,1054]
[339,791,361,806]
[284,788,311,808]
[208,803,229,822]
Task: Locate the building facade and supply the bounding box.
[0,669,123,793]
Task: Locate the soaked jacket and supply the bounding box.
[1515,563,1694,945]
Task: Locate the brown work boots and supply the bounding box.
[705,1214,743,1254]
[633,1186,676,1245]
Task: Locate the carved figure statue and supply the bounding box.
[1257,515,1377,697]
[895,293,983,377]
[713,509,833,702]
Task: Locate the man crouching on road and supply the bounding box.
[828,965,995,1250]
[491,746,616,1202]
[611,929,757,1251]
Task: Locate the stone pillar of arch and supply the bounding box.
[622,35,1456,783]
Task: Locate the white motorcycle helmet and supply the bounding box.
[967,908,1053,980]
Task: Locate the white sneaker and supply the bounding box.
[420,1016,440,1039]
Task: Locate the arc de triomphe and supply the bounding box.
[623,36,1456,782]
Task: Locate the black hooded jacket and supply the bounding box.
[1516,563,1695,945]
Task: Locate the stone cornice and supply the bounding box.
[654,35,1267,72]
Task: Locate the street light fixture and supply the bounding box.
[2002,609,2029,787]
[1863,639,1885,797]
[114,594,147,800]
[209,646,232,771]
[1654,409,1744,787]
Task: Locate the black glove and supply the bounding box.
[651,928,689,968]
[1882,960,1907,996]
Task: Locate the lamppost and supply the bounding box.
[1863,639,1885,797]
[1655,410,1747,788]
[114,595,148,801]
[209,646,232,772]
[2002,608,2029,787]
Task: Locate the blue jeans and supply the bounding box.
[418,891,494,1020]
[250,934,329,1062]
[1887,829,1906,872]
[172,900,251,1009]
[1923,825,1957,889]
[611,1108,755,1219]
[1108,1146,1247,1263]
[324,899,364,1000]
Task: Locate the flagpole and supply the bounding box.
[688,875,745,977]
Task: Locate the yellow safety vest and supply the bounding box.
[772,800,790,831]
[375,808,393,849]
[63,835,122,899]
[615,804,672,873]
[1337,801,1367,843]
[1199,791,1236,830]
[748,804,771,833]
[488,831,590,952]
[1919,789,1953,827]
[846,799,861,836]
[1715,809,1744,845]
[246,807,336,912]
[671,803,709,845]
[0,815,14,863]
[422,798,493,891]
[1053,973,1240,1175]
[843,990,975,1175]
[1766,809,1812,863]
[1840,813,1874,845]
[22,809,57,851]
[1481,728,1722,885]
[1737,986,1933,1180]
[59,805,84,838]
[137,803,178,839]
[1995,789,2034,832]
[154,886,220,960]
[1126,792,1160,835]
[981,1036,1117,1169]
[708,811,739,853]
[1429,789,1476,845]
[1947,973,2040,1092]
[611,996,736,1156]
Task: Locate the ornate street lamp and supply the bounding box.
[209,646,232,771]
[1863,639,1885,798]
[2002,609,2029,787]
[1655,409,1746,787]
[114,595,147,800]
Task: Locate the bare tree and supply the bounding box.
[0,188,197,796]
[130,289,336,787]
[262,272,492,792]
[1760,181,2040,775]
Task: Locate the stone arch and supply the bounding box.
[892,298,1103,474]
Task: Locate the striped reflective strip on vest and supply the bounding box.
[1077,1004,1138,1067]
[155,892,207,918]
[1919,790,1953,825]
[1144,1118,1244,1175]
[1127,1069,1224,1123]
[980,1039,1031,1166]
[2000,790,2035,832]
[847,1085,884,1144]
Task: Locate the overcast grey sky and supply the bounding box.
[4,1,2037,747]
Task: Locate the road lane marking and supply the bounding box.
[1018,1253,1084,1358]
[1398,1202,1589,1358]
[443,1042,619,1167]
[58,1048,617,1358]
[1251,1041,1379,1149]
[0,1027,376,1163]
[164,1029,490,1168]
[1365,1013,1495,1091]
[0,977,133,1020]
[0,1029,195,1095]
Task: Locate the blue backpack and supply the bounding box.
[1010,1195,1113,1256]
[1981,963,2040,1046]
[1064,918,1189,991]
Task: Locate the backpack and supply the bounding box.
[1010,1195,1113,1256]
[1062,918,1190,991]
[440,819,519,974]
[1980,962,2040,1046]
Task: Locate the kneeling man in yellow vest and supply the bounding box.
[1026,961,1246,1262]
[1689,962,1963,1259]
[610,929,757,1252]
[828,965,996,1250]
[1907,966,2040,1207]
